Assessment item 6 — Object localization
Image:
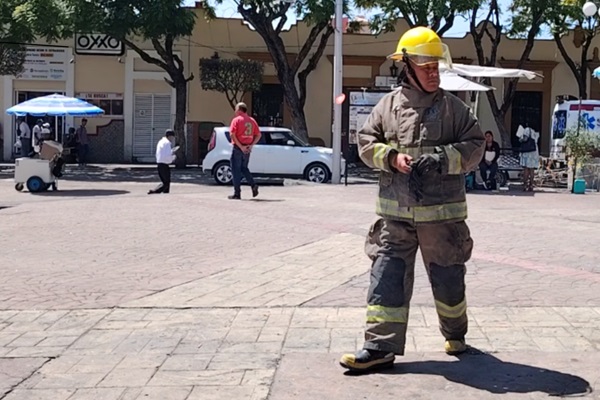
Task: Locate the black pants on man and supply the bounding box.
[149,163,170,194]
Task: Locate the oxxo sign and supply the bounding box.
[75,33,124,56]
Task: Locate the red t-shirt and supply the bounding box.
[230,113,260,146]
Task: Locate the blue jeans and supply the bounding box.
[231,146,255,195]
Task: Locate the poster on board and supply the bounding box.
[348,91,388,144]
[16,46,67,81]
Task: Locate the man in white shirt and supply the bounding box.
[17,117,32,157]
[32,119,43,154]
[148,129,176,194]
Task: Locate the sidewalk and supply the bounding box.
[1,178,599,399]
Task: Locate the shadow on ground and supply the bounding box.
[32,189,130,197]
[270,350,594,399]
[352,349,593,397]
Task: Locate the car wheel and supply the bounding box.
[495,171,507,187]
[26,176,44,193]
[15,183,24,192]
[304,163,331,184]
[213,161,233,185]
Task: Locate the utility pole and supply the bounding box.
[331,0,343,184]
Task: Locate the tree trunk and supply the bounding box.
[173,79,187,168]
[279,70,310,141]
[488,104,511,148]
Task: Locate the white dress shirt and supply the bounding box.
[156,137,175,164]
[19,122,31,139]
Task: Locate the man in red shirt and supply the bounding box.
[228,102,261,200]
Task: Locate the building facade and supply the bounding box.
[1,2,599,163]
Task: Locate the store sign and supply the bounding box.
[76,93,123,100]
[16,46,67,81]
[75,33,124,55]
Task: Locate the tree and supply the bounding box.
[470,0,548,147]
[0,0,70,76]
[547,0,598,99]
[354,0,481,36]
[199,56,264,110]
[68,0,197,167]
[207,0,352,141]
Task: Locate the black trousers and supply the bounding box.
[151,163,171,193]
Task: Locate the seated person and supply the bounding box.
[479,130,501,190]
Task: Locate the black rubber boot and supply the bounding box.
[228,194,241,200]
[339,349,395,373]
[251,185,259,198]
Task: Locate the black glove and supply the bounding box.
[408,153,443,202]
[409,168,424,202]
[412,153,443,175]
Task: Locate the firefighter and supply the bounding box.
[339,26,485,373]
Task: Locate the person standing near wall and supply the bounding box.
[17,117,32,157]
[76,118,89,167]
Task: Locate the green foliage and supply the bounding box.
[0,44,26,76]
[353,0,482,36]
[508,0,555,38]
[199,58,264,110]
[67,0,196,42]
[0,0,69,75]
[565,127,600,165]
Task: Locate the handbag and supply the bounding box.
[520,136,536,153]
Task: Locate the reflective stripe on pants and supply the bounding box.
[363,218,472,355]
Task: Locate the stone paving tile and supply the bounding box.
[119,386,193,400]
[123,233,368,308]
[0,358,49,397]
[3,388,76,400]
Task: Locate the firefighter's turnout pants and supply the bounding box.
[363,218,473,355]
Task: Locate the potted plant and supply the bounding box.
[564,127,600,194]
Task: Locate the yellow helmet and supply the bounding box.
[388,26,452,68]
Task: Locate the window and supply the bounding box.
[224,130,267,145]
[553,110,567,140]
[76,93,124,116]
[267,131,294,146]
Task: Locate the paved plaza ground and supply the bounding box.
[1,165,600,399]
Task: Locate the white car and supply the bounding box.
[203,127,345,185]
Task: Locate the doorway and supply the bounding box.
[133,93,172,162]
[510,91,543,149]
[251,84,284,127]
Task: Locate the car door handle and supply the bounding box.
[301,150,308,153]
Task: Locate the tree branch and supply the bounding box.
[298,25,333,109]
[437,13,455,37]
[554,31,581,93]
[292,21,326,74]
[121,37,168,70]
[274,3,291,34]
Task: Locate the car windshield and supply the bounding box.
[286,130,311,147]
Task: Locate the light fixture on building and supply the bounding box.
[582,1,600,16]
[389,60,398,77]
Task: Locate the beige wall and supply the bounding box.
[2,4,600,160]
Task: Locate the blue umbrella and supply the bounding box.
[6,93,105,117]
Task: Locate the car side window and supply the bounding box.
[267,131,294,146]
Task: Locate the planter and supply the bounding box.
[573,178,586,194]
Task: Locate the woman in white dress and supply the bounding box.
[517,125,539,191]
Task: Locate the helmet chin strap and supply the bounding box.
[401,51,434,94]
